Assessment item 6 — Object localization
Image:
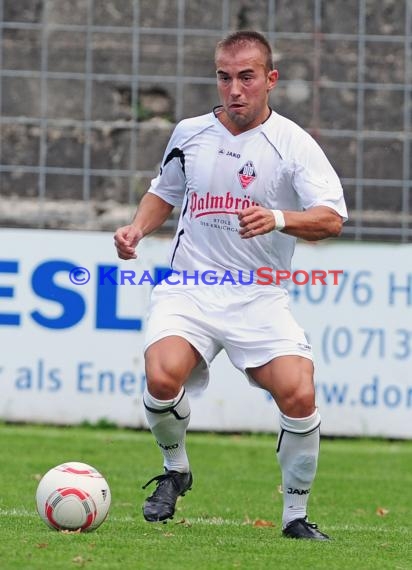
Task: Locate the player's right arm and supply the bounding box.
[114,193,174,260]
[115,120,192,260]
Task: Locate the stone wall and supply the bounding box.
[0,0,410,236]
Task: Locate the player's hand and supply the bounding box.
[238,206,276,239]
[113,225,143,259]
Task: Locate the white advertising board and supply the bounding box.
[0,228,411,438]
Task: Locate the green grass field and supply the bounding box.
[0,424,411,570]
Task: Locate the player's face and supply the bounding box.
[215,45,278,135]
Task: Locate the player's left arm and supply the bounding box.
[238,205,343,241]
[239,130,348,240]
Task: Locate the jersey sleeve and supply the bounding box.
[147,125,187,207]
[292,135,348,221]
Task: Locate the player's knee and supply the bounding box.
[280,387,315,417]
[145,360,183,400]
[146,375,181,400]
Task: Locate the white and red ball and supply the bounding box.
[36,462,111,532]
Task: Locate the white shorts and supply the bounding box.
[144,283,313,394]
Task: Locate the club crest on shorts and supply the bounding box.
[238,161,257,190]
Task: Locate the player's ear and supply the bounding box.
[267,69,278,91]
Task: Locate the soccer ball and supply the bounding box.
[36,461,111,532]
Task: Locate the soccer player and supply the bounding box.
[114,30,347,540]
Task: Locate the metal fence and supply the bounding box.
[0,0,411,240]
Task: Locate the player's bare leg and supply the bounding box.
[142,336,200,522]
[249,355,329,540]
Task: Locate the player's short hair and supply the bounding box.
[215,30,274,71]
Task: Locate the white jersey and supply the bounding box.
[148,108,347,284]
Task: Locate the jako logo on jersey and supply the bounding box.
[238,160,257,189]
[190,191,259,218]
[218,149,241,158]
